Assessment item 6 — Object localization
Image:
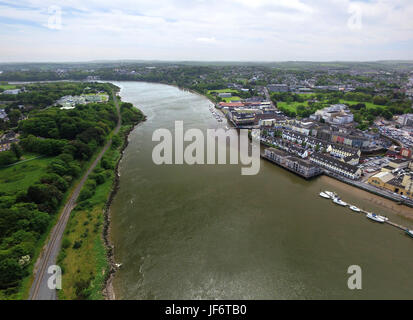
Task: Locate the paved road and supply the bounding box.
[263,87,277,109]
[28,92,121,300]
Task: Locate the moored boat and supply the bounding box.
[376,214,389,221]
[349,205,361,212]
[319,192,330,199]
[333,197,348,206]
[366,213,385,223]
[324,191,337,198]
[406,229,413,238]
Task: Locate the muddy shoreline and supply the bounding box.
[321,175,413,221]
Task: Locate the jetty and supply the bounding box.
[319,191,412,237]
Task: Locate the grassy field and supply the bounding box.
[0,155,54,194]
[276,101,309,112]
[0,84,17,90]
[222,96,242,102]
[339,100,384,110]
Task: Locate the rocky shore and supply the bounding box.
[102,117,146,300]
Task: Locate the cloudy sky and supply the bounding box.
[0,0,412,62]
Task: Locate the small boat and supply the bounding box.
[406,229,413,238]
[366,213,385,223]
[333,198,348,206]
[319,192,330,199]
[349,205,361,212]
[376,215,389,221]
[324,191,337,198]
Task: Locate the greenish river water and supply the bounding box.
[109,81,413,299]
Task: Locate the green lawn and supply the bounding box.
[0,84,17,90]
[339,100,384,110]
[222,96,242,102]
[0,155,55,194]
[276,101,309,112]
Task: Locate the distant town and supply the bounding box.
[1,61,413,208]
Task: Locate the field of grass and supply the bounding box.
[0,84,17,90]
[0,155,54,194]
[276,101,309,112]
[339,100,384,110]
[222,96,242,102]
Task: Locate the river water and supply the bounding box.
[109,81,413,299]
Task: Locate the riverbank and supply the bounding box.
[56,97,145,299]
[102,123,141,300]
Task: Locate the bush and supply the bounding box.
[0,151,17,166]
[78,179,96,201]
[72,240,82,249]
[61,238,71,249]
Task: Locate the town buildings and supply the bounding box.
[57,93,109,109]
[263,148,322,179]
[310,104,354,124]
[309,152,362,180]
[0,131,19,152]
[368,169,413,199]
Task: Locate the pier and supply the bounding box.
[321,193,411,237]
[384,220,408,231]
[357,208,407,230]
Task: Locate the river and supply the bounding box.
[109,81,413,299]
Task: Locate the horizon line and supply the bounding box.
[1,59,413,65]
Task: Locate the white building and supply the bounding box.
[312,104,354,124]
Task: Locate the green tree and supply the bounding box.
[10,143,23,160]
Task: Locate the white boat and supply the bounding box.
[349,205,361,212]
[324,191,337,198]
[376,215,389,221]
[366,213,385,223]
[333,198,348,206]
[319,192,330,199]
[406,229,413,238]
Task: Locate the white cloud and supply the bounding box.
[0,0,412,61]
[196,37,216,43]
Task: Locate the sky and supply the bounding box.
[0,0,412,62]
